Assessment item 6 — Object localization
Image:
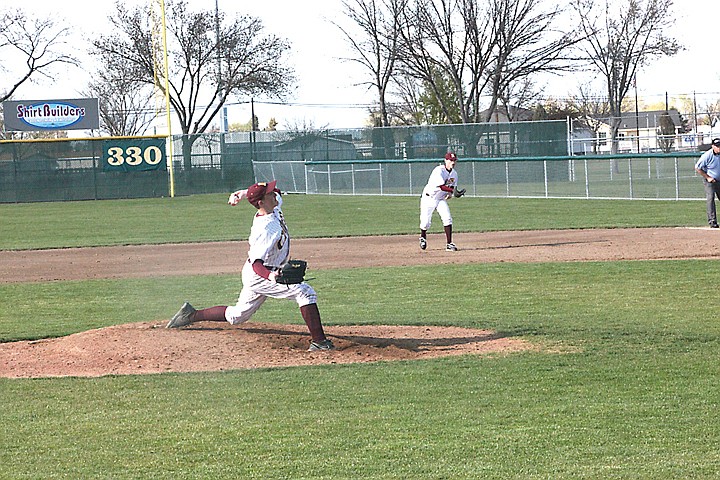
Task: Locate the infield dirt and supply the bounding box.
[1,227,718,378]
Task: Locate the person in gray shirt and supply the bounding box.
[695,138,720,228]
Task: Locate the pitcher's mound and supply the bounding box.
[0,322,533,378]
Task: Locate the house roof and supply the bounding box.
[275,134,354,149]
[596,109,682,130]
[480,105,534,122]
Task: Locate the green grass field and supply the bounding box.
[2,195,720,479]
[0,194,707,250]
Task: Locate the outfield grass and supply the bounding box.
[0,194,707,249]
[1,195,719,478]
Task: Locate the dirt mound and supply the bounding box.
[0,322,532,378]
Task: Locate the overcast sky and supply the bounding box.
[4,0,720,129]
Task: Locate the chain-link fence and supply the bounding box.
[253,153,703,201]
[0,119,709,203]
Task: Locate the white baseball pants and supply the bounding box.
[225,261,318,325]
[419,195,452,231]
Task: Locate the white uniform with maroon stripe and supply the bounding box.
[419,164,457,230]
[225,194,318,325]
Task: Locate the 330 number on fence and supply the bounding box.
[103,138,167,172]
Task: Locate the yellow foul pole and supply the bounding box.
[160,0,175,197]
[152,0,175,197]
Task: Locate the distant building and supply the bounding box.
[587,109,689,153]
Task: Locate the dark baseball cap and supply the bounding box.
[445,152,457,161]
[246,180,277,207]
[713,138,720,147]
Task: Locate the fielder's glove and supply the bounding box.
[276,259,308,285]
[453,186,466,198]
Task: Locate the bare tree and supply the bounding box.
[572,0,681,153]
[530,96,581,120]
[384,74,427,125]
[395,0,579,125]
[282,119,330,139]
[0,9,77,102]
[82,70,156,137]
[483,0,582,122]
[335,0,407,127]
[335,0,409,158]
[656,114,675,152]
[694,99,720,134]
[498,78,542,121]
[91,0,295,169]
[567,84,613,153]
[398,0,488,124]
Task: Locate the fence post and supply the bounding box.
[472,161,476,196]
[290,161,299,192]
[379,163,383,195]
[408,163,412,195]
[92,139,98,200]
[505,161,510,196]
[304,162,309,194]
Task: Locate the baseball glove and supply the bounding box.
[453,186,466,198]
[276,259,308,284]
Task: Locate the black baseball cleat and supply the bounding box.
[419,237,427,250]
[711,223,719,228]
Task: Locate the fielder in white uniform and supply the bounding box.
[419,152,459,251]
[166,180,335,352]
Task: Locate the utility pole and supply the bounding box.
[215,0,221,78]
[634,74,640,153]
[215,0,227,133]
[251,98,256,162]
[693,91,699,146]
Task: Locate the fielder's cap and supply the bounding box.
[445,152,458,161]
[712,138,720,147]
[246,180,277,207]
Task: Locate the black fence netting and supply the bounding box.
[0,137,168,203]
[0,121,568,203]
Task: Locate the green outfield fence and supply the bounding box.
[0,120,708,203]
